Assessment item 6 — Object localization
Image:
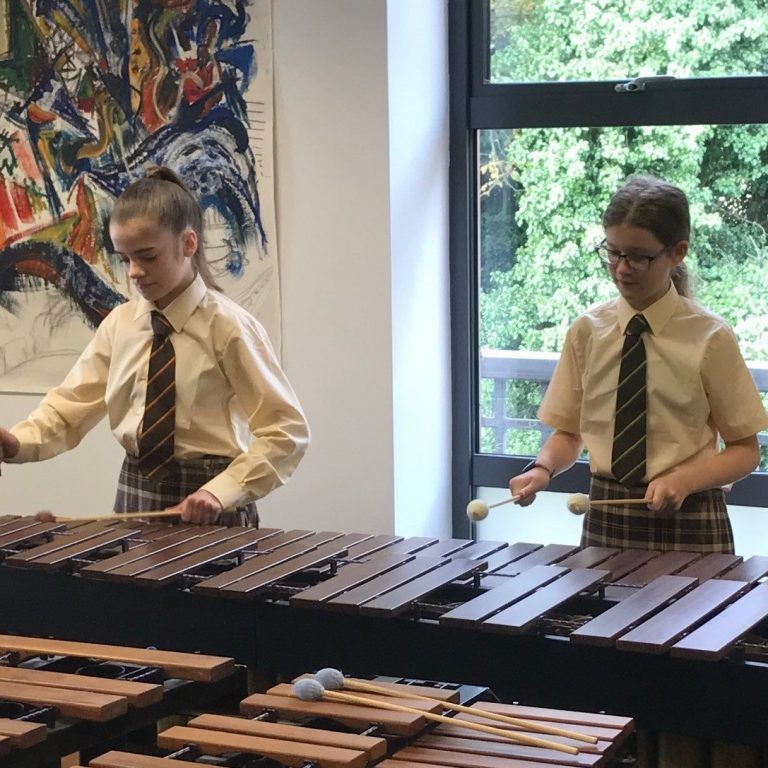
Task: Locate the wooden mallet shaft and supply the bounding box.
[315,688,579,755]
[588,497,650,506]
[341,677,596,744]
[488,494,521,510]
[55,510,182,523]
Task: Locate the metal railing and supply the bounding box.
[480,349,768,453]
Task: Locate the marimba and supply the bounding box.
[1,516,767,744]
[0,633,239,767]
[67,674,636,768]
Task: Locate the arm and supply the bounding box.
[180,319,309,524]
[6,328,111,463]
[646,434,759,513]
[647,324,767,513]
[509,429,584,506]
[510,319,588,506]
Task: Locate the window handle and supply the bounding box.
[614,75,676,93]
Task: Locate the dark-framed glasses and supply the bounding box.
[594,239,670,271]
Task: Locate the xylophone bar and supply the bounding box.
[0,719,47,749]
[241,689,433,738]
[89,759,199,768]
[0,634,240,767]
[0,635,234,682]
[0,664,163,707]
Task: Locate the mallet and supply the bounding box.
[566,492,651,515]
[466,494,521,522]
[315,668,596,744]
[36,510,183,524]
[293,678,579,755]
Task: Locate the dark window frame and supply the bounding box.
[449,0,768,538]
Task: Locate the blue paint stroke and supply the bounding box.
[0,241,126,328]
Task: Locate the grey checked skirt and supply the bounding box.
[581,475,733,553]
[114,454,258,527]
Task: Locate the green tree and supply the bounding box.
[482,0,768,356]
[481,0,768,458]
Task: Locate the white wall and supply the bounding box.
[1,1,452,537]
[387,0,451,538]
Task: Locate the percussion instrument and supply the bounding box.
[0,633,239,767]
[68,674,637,768]
[1,515,767,744]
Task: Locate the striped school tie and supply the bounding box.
[138,311,175,480]
[611,313,650,487]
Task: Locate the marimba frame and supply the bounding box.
[2,520,768,746]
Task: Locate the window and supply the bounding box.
[449,0,768,537]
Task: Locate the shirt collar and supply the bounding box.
[616,281,680,336]
[133,273,207,332]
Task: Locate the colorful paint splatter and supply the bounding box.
[0,0,275,391]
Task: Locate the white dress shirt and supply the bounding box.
[10,274,309,509]
[538,282,768,483]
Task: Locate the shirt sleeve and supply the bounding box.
[200,319,310,509]
[703,325,768,442]
[537,322,584,434]
[9,322,113,462]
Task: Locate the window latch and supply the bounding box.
[614,75,676,93]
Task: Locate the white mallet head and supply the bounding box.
[315,667,345,690]
[566,493,590,515]
[294,678,325,701]
[466,499,489,521]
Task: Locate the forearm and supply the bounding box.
[8,400,97,462]
[510,430,583,504]
[666,435,760,496]
[201,416,310,510]
[535,430,585,477]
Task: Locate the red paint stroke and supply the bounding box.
[10,182,34,223]
[16,259,60,283]
[10,132,42,183]
[67,177,98,263]
[0,179,19,231]
[77,96,96,113]
[27,103,57,124]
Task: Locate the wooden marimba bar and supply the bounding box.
[65,674,636,768]
[1,515,768,744]
[0,634,239,767]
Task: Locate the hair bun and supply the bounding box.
[144,165,185,186]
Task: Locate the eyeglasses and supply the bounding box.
[594,239,670,271]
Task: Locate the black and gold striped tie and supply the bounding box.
[138,311,175,480]
[611,313,650,487]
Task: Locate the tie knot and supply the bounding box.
[151,311,173,339]
[625,314,649,336]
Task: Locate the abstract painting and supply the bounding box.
[0,0,277,392]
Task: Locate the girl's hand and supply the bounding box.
[172,489,224,524]
[509,467,551,507]
[644,475,690,514]
[0,427,20,464]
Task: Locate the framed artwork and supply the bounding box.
[0,0,278,392]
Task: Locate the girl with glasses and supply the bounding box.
[509,174,768,554]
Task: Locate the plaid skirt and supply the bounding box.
[581,475,733,553]
[114,454,258,527]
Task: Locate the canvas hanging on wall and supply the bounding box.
[0,0,278,393]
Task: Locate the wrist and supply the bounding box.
[521,459,554,478]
